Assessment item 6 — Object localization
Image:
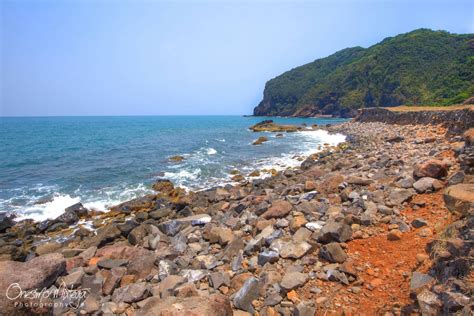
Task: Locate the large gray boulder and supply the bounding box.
[0,253,66,314]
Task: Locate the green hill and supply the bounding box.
[253,29,474,117]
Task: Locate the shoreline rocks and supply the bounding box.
[0,120,472,315]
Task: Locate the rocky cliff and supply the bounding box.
[254,29,474,117]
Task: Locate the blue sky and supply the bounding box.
[1,0,472,116]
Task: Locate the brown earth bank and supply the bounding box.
[355,106,474,134]
[0,121,473,315]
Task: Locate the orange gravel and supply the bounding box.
[298,192,454,315]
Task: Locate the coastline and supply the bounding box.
[0,118,473,314]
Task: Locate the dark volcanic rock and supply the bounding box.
[318,222,352,243]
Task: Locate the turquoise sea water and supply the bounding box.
[0,116,347,221]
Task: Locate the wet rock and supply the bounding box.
[137,294,232,316]
[112,281,149,303]
[233,277,260,313]
[413,159,448,179]
[261,200,293,219]
[280,272,308,291]
[253,136,269,145]
[0,214,15,233]
[110,195,155,214]
[320,242,348,263]
[318,222,352,243]
[55,209,80,225]
[65,202,89,217]
[413,177,444,193]
[444,184,474,216]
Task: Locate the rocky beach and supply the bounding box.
[0,110,473,315]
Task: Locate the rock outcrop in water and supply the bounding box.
[0,123,473,314]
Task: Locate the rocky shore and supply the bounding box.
[0,121,473,315]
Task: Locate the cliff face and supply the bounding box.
[354,107,474,134]
[254,29,474,117]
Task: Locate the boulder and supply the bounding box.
[112,282,149,303]
[320,242,348,263]
[110,195,155,213]
[318,222,352,243]
[280,272,308,291]
[233,277,260,313]
[0,253,66,314]
[413,177,444,193]
[261,200,292,219]
[82,224,122,248]
[413,159,448,179]
[444,184,474,216]
[410,272,435,294]
[0,214,15,233]
[64,202,89,217]
[137,294,232,316]
[55,209,79,225]
[270,238,312,259]
[417,289,441,315]
[389,188,414,205]
[35,241,62,256]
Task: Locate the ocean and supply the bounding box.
[0,116,347,222]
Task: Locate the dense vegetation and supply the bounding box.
[254,29,474,117]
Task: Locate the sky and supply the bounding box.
[0,0,473,116]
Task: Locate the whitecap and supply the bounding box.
[206,148,217,155]
[14,194,80,222]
